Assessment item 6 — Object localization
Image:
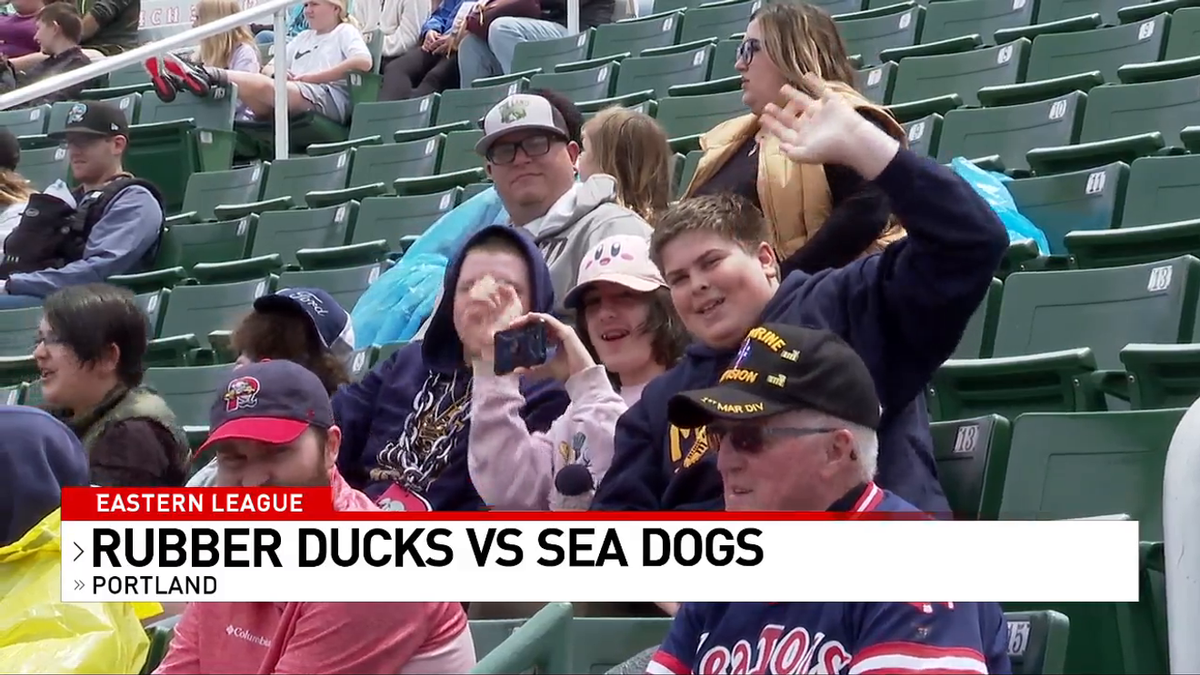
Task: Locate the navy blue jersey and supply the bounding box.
[649,600,1010,674]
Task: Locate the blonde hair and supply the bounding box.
[583,107,673,223]
[0,169,33,208]
[750,2,859,99]
[195,0,255,68]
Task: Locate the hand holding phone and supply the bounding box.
[494,313,597,380]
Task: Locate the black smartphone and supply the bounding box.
[494,322,550,375]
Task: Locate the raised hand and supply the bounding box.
[461,281,524,364]
[504,312,597,383]
[759,74,900,180]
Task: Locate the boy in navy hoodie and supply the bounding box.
[591,76,1008,515]
[333,225,570,510]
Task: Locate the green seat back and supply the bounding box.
[901,113,942,158]
[581,98,658,121]
[918,0,1036,45]
[570,617,673,673]
[1120,153,1200,228]
[436,81,526,126]
[16,146,69,191]
[348,96,439,139]
[439,130,485,173]
[137,89,237,131]
[679,0,761,44]
[157,277,273,346]
[0,105,50,137]
[162,216,255,268]
[351,137,443,186]
[375,340,409,362]
[1002,408,1184,538]
[1026,17,1167,84]
[134,289,169,339]
[279,263,383,313]
[107,62,152,87]
[1007,162,1128,254]
[352,190,459,247]
[512,30,593,72]
[654,0,704,12]
[47,93,140,135]
[1076,73,1200,149]
[144,364,236,427]
[994,257,1200,365]
[1037,0,1125,25]
[179,164,266,222]
[362,27,383,71]
[1005,610,1070,675]
[655,90,746,140]
[816,0,866,13]
[857,61,897,105]
[1166,7,1200,60]
[346,346,376,381]
[936,91,1084,172]
[837,4,923,66]
[591,12,683,60]
[953,277,1001,359]
[710,37,741,81]
[0,383,25,406]
[0,307,41,358]
[529,62,618,103]
[461,182,493,202]
[891,39,1029,106]
[614,44,715,99]
[251,203,357,266]
[470,603,572,674]
[675,149,703,197]
[930,414,1011,520]
[261,151,352,203]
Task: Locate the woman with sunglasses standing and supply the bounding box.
[680,2,908,278]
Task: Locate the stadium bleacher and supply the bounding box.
[7,0,1200,670]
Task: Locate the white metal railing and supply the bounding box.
[0,0,297,156]
[0,0,584,158]
[1165,401,1200,674]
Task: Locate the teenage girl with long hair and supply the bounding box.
[577,106,673,224]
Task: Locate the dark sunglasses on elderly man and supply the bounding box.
[736,37,762,66]
[706,421,836,454]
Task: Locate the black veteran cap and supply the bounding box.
[668,324,882,431]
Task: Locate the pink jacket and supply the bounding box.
[155,469,475,674]
[468,364,632,510]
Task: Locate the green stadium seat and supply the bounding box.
[599,42,714,104]
[171,163,266,224]
[710,36,742,81]
[215,151,353,218]
[308,95,440,154]
[928,256,1200,421]
[815,0,865,13]
[1002,407,1182,535]
[346,346,377,381]
[461,182,493,202]
[1038,0,1125,25]
[375,340,408,362]
[1005,610,1070,675]
[308,139,445,208]
[935,91,1084,173]
[911,0,1038,47]
[2,105,50,137]
[437,130,486,174]
[901,113,942,157]
[1165,6,1200,60]
[0,307,40,358]
[585,11,683,63]
[529,62,618,103]
[43,93,140,139]
[1007,162,1129,255]
[0,383,25,405]
[144,364,236,427]
[1027,70,1200,175]
[857,61,897,104]
[953,277,1002,359]
[653,0,705,12]
[679,0,761,45]
[159,216,256,271]
[837,3,924,66]
[889,40,1030,117]
[435,80,527,128]
[1063,154,1200,268]
[654,90,746,150]
[513,29,594,74]
[470,602,572,674]
[15,145,69,191]
[351,190,460,250]
[80,62,153,98]
[675,149,703,197]
[23,379,43,407]
[1026,17,1167,86]
[135,289,169,339]
[930,414,1011,519]
[571,617,674,673]
[149,276,274,359]
[248,202,359,268]
[279,263,383,310]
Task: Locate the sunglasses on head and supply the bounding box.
[706,421,836,453]
[736,37,762,66]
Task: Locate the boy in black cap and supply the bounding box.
[0,100,164,308]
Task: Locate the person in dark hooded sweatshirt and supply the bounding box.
[0,405,89,547]
[334,225,570,510]
[591,76,1009,516]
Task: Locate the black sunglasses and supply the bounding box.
[486,133,559,165]
[736,37,762,66]
[707,422,837,453]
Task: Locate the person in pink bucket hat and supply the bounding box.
[466,233,690,512]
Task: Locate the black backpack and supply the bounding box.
[0,175,164,279]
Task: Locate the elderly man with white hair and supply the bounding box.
[640,323,1012,675]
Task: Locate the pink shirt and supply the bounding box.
[155,470,475,674]
[0,13,38,58]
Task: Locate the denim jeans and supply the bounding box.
[255,30,275,45]
[456,17,569,87]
